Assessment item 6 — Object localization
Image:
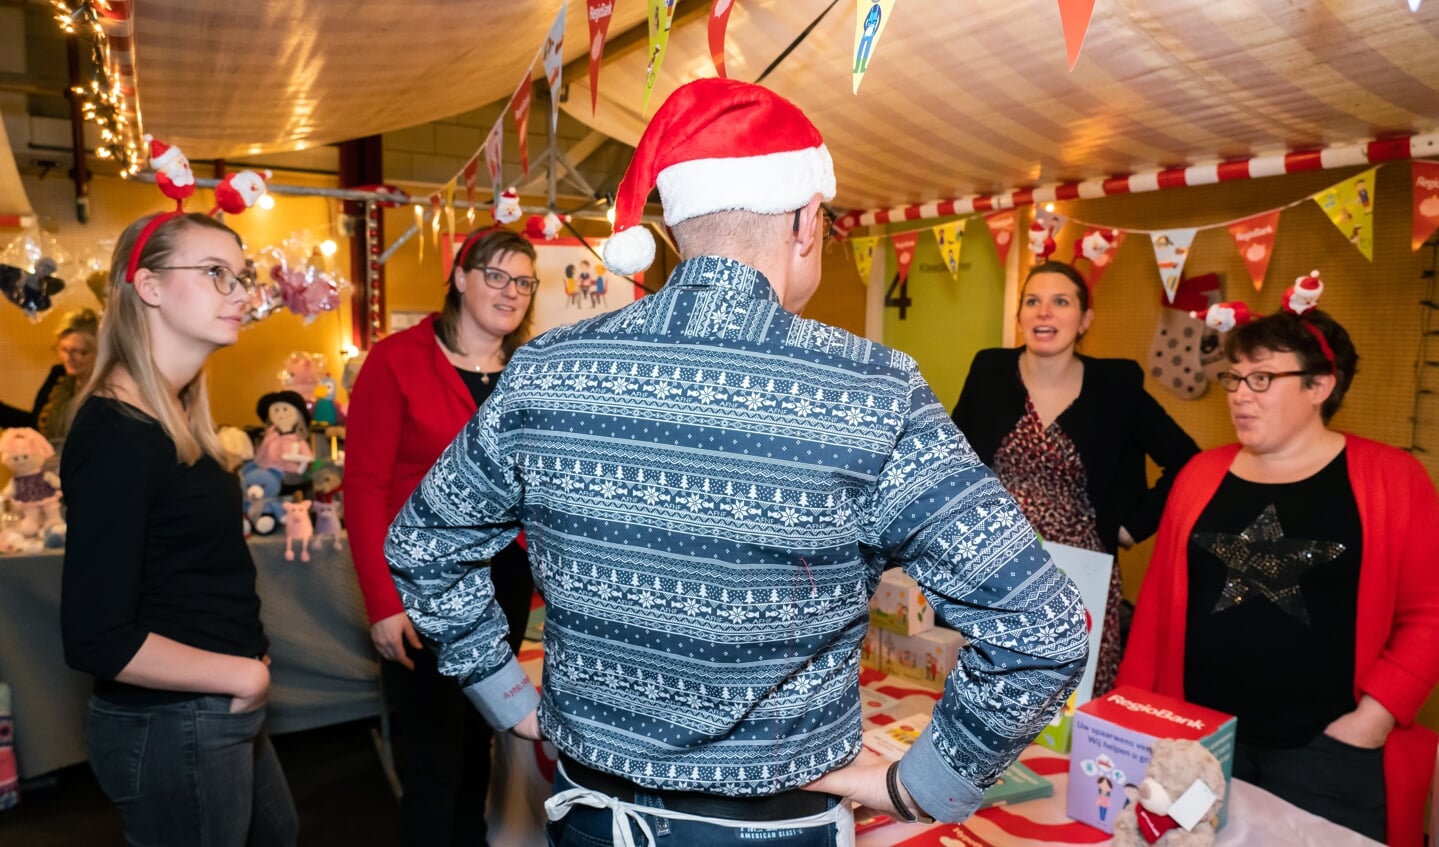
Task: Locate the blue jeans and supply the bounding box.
[85,693,298,847]
[545,768,844,847]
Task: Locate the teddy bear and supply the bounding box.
[0,428,65,540]
[241,462,285,536]
[1112,738,1226,847]
[312,501,343,552]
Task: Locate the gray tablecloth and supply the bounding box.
[0,535,381,779]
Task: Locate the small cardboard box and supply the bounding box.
[1067,686,1236,835]
[880,627,967,688]
[868,569,934,636]
[860,626,883,670]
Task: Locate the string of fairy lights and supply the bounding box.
[51,1,144,177]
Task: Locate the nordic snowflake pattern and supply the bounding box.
[387,256,1086,798]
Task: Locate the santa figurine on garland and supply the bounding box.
[144,134,196,206]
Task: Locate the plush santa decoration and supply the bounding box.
[211,169,273,215]
[1282,270,1324,315]
[1076,227,1120,266]
[600,77,835,276]
[526,211,569,241]
[145,134,195,206]
[1188,301,1252,333]
[493,187,523,224]
[1028,217,1058,262]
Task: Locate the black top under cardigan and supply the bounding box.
[951,347,1199,554]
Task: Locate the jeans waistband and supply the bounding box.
[558,755,833,821]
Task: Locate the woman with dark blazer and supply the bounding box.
[345,228,538,845]
[952,261,1198,695]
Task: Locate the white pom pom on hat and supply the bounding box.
[601,77,836,276]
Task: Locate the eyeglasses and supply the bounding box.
[792,205,839,243]
[1215,370,1311,393]
[151,264,258,296]
[478,266,540,295]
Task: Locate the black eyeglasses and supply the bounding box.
[1216,370,1311,393]
[792,205,838,243]
[151,264,258,296]
[478,266,540,295]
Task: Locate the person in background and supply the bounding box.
[951,260,1198,695]
[387,77,1086,846]
[34,308,99,440]
[61,211,296,845]
[345,227,538,846]
[1118,307,1439,846]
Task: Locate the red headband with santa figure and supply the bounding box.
[1188,270,1336,371]
[124,135,272,283]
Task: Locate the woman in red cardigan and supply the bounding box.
[346,228,538,845]
[1118,305,1439,847]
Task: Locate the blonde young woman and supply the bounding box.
[32,308,100,440]
[60,211,298,846]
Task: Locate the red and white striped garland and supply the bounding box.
[834,133,1439,238]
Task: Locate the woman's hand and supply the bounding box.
[229,656,271,714]
[510,709,543,741]
[1117,526,1136,550]
[1324,695,1395,749]
[370,612,423,670]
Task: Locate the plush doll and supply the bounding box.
[312,501,343,552]
[311,460,343,505]
[0,428,65,539]
[1112,739,1226,847]
[254,390,314,484]
[310,383,338,427]
[241,462,285,536]
[493,187,523,224]
[282,499,313,562]
[210,169,272,216]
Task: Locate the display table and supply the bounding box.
[487,657,1384,847]
[0,535,380,780]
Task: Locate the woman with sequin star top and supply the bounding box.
[1119,308,1439,847]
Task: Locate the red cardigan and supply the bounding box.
[345,314,480,624]
[1117,435,1439,847]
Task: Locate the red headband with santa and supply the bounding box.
[600,77,836,276]
[125,134,272,283]
[1189,270,1336,370]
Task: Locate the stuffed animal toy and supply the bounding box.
[0,428,65,539]
[310,383,338,427]
[1283,270,1324,316]
[240,462,285,536]
[312,501,343,552]
[210,169,272,216]
[217,426,255,468]
[493,187,523,224]
[255,390,314,484]
[282,499,313,562]
[311,459,343,505]
[1112,739,1226,847]
[144,134,196,206]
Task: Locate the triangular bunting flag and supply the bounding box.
[1227,210,1281,291]
[430,192,443,246]
[484,120,504,196]
[709,0,737,78]
[985,210,1017,266]
[1150,228,1199,303]
[444,181,456,248]
[643,0,678,115]
[462,156,479,224]
[1057,0,1097,71]
[543,2,567,133]
[852,236,879,284]
[852,0,898,94]
[1412,160,1439,251]
[510,67,534,179]
[892,230,920,285]
[1312,167,1375,260]
[932,221,964,279]
[1073,228,1124,288]
[586,0,616,115]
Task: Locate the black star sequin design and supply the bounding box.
[1192,503,1345,626]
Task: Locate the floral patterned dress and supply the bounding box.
[991,397,1122,695]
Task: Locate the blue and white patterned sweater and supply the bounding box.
[386,256,1087,821]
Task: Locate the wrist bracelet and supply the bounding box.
[886,760,918,822]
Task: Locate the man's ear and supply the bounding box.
[794,194,824,257]
[130,268,164,307]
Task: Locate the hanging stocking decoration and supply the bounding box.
[1147,272,1222,400]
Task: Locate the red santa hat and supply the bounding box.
[145,134,182,170]
[601,77,835,276]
